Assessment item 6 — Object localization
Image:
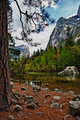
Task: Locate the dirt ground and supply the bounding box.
[0,82,77,120]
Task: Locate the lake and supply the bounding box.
[13,72,80,94]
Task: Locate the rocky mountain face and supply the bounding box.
[47,6,80,48]
[15,45,30,57]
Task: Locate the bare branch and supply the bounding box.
[13,0,55,46]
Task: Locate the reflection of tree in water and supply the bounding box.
[32,73,38,81]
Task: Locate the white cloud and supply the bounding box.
[42,0,58,9]
[11,0,55,55]
[15,25,55,55]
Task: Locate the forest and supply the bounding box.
[10,31,80,75]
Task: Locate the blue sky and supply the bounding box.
[11,0,80,55]
[45,0,80,21]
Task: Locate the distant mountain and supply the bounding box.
[15,45,30,57]
[47,5,80,48]
[10,45,30,60]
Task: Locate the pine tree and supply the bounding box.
[0,0,10,111]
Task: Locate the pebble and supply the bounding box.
[10,82,13,89]
[13,105,22,111]
[21,87,27,90]
[35,102,41,107]
[69,91,75,94]
[8,115,14,120]
[37,112,43,116]
[51,100,55,104]
[50,103,59,108]
[44,100,47,103]
[45,94,51,98]
[41,88,49,91]
[54,88,59,92]
[53,96,61,101]
[14,92,20,97]
[29,113,32,116]
[33,86,41,92]
[24,96,34,104]
[46,83,49,86]
[26,103,35,109]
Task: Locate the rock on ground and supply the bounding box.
[24,96,34,104]
[53,96,61,101]
[69,101,80,116]
[13,105,22,112]
[21,87,27,90]
[26,103,35,109]
[8,115,14,120]
[50,102,59,108]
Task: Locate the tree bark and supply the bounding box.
[0,0,10,111]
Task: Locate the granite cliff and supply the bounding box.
[47,6,80,48]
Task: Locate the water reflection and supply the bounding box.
[13,72,80,94]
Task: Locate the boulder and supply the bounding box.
[13,105,22,111]
[69,101,80,116]
[58,66,79,77]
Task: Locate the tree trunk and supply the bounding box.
[0,0,10,111]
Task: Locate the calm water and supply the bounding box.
[13,72,80,94]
